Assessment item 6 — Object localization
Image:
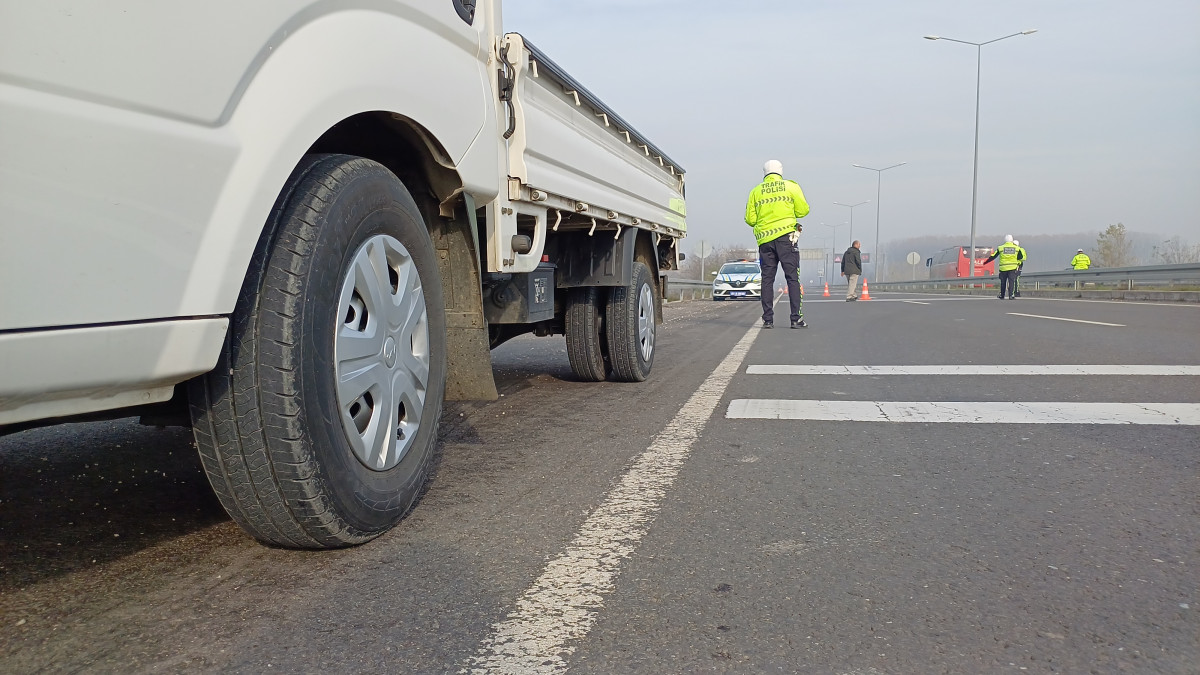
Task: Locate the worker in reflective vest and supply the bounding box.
[983,235,1025,299]
[745,159,810,328]
[1071,249,1091,270]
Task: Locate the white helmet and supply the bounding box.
[1013,239,1020,247]
[763,159,783,176]
[1004,234,1013,243]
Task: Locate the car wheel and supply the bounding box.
[188,154,446,548]
[565,287,610,382]
[606,261,655,382]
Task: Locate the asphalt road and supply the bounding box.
[1,293,1197,674]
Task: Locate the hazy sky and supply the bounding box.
[503,0,1200,255]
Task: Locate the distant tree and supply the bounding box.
[1094,223,1138,267]
[1152,236,1200,264]
[681,241,757,279]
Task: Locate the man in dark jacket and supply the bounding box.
[841,241,863,301]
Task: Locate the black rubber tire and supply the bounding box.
[606,261,656,382]
[188,154,446,549]
[565,287,610,381]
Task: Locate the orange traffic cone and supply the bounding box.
[860,278,872,300]
[800,284,805,296]
[823,282,830,297]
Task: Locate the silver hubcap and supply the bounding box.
[637,282,655,362]
[334,235,429,471]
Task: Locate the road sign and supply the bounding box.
[906,251,920,265]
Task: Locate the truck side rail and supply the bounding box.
[521,38,684,180]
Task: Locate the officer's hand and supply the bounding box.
[788,231,799,245]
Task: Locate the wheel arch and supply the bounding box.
[304,113,499,401]
[239,111,499,402]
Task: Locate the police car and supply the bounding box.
[711,260,762,301]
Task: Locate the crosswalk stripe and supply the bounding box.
[726,400,1200,425]
[745,365,1200,376]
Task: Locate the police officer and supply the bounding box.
[1071,248,1091,270]
[1013,239,1026,297]
[745,160,810,328]
[983,235,1025,299]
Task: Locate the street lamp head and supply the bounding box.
[1021,29,1038,35]
[924,35,940,40]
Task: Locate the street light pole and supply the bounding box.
[823,222,841,286]
[853,162,906,283]
[925,29,1037,277]
[811,235,831,281]
[832,201,869,246]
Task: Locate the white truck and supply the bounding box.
[0,1,686,548]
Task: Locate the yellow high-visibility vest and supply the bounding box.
[745,175,810,246]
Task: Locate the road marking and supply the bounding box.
[1006,312,1124,326]
[465,323,761,674]
[883,291,1200,307]
[726,400,1200,424]
[903,300,931,305]
[745,365,1200,376]
[805,297,976,303]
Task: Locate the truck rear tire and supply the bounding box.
[606,261,656,382]
[188,154,446,549]
[565,287,610,381]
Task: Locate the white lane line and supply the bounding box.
[1006,312,1125,326]
[806,297,974,303]
[889,292,1200,308]
[745,365,1200,376]
[903,300,931,305]
[726,400,1200,424]
[464,324,761,674]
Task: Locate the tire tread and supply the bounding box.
[189,154,439,548]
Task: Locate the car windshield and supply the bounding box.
[720,264,759,275]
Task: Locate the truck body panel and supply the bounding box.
[0,4,494,330]
[0,0,686,450]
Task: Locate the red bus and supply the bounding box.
[927,246,996,278]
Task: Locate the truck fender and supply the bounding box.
[181,8,500,319]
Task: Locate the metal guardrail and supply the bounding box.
[872,263,1200,292]
[664,278,713,301]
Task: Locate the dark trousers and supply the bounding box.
[759,236,802,323]
[999,269,1018,298]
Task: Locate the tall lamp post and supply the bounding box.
[925,29,1037,277]
[811,235,831,281]
[832,201,870,245]
[853,162,906,283]
[823,222,841,286]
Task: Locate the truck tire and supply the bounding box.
[565,287,610,381]
[606,261,656,382]
[188,154,446,549]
